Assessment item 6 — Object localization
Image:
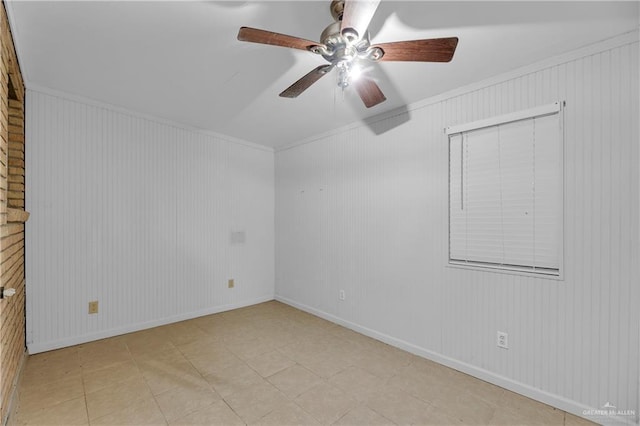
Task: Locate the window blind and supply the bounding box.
[448,104,562,275]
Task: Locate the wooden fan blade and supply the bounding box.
[238,27,321,52]
[341,0,381,40]
[353,77,386,108]
[373,37,459,62]
[280,65,333,98]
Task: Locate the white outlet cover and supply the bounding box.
[497,331,509,349]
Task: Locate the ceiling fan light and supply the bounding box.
[349,64,362,81]
[336,61,362,89]
[336,62,349,88]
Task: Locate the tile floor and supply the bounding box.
[11,301,594,425]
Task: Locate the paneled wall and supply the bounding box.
[275,32,639,422]
[0,1,26,422]
[25,89,275,353]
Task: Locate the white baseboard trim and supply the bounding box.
[276,295,638,426]
[27,295,274,354]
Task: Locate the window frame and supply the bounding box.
[445,102,564,279]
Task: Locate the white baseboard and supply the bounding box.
[27,295,274,354]
[276,295,638,426]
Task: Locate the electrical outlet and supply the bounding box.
[88,301,99,314]
[339,290,345,301]
[228,279,235,289]
[497,331,508,349]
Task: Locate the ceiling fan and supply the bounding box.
[237,0,458,108]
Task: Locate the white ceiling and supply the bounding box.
[6,1,639,148]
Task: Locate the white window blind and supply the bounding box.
[448,103,562,276]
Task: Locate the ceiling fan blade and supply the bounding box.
[280,65,333,98]
[353,77,386,108]
[341,0,381,40]
[238,27,321,52]
[372,37,459,62]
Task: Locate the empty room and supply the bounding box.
[0,0,638,425]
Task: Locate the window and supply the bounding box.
[446,102,563,276]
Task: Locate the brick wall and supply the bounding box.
[0,2,26,423]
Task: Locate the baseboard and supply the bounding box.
[27,294,274,354]
[276,295,638,426]
[2,349,27,426]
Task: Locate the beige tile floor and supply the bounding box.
[11,301,594,425]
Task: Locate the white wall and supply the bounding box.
[275,32,639,423]
[25,89,275,353]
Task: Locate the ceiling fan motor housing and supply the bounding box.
[320,21,343,49]
[316,21,377,63]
